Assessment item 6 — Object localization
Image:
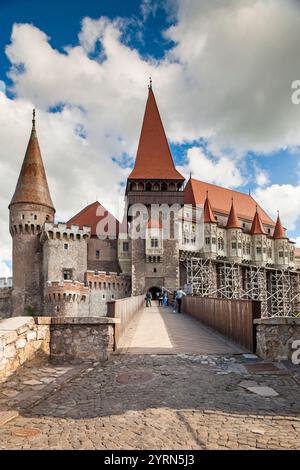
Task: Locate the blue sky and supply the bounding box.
[1,0,300,275]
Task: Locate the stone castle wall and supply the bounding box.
[0,317,49,382]
[255,318,300,361]
[0,288,12,319]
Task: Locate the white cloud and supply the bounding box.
[179,147,244,188]
[2,1,300,273]
[254,164,270,187]
[253,184,300,232]
[293,236,300,247]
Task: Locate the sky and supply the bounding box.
[1,0,300,276]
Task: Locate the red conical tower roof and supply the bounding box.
[128,84,184,181]
[250,207,266,235]
[203,192,217,223]
[9,110,55,211]
[226,199,240,229]
[273,213,288,239]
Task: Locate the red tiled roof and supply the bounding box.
[67,201,119,237]
[9,112,55,211]
[273,214,288,239]
[128,87,184,181]
[184,178,274,226]
[147,219,162,228]
[203,194,217,223]
[250,209,266,235]
[226,200,241,229]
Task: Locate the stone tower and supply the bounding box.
[126,84,185,295]
[9,110,55,316]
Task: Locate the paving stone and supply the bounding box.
[246,386,279,397]
[0,411,19,426]
[23,380,43,386]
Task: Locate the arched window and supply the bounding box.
[145,182,152,191]
[161,182,167,191]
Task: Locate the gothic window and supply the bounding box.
[205,237,210,245]
[123,242,129,252]
[218,237,224,250]
[232,242,237,250]
[153,183,159,191]
[211,237,216,245]
[256,245,262,254]
[161,182,167,191]
[279,251,284,258]
[268,247,272,258]
[63,269,72,280]
[246,242,251,255]
[151,238,159,248]
[146,182,152,191]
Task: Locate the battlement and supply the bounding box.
[0,277,13,289]
[42,222,91,241]
[45,280,89,303]
[85,270,130,290]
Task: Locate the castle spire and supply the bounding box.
[9,110,55,211]
[250,206,265,235]
[273,212,288,239]
[226,198,240,229]
[127,85,184,181]
[203,191,217,223]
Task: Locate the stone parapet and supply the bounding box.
[254,317,300,361]
[0,317,49,382]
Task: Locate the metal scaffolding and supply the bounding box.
[183,254,300,317]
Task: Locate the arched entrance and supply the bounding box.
[149,286,162,301]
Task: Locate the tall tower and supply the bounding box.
[126,83,185,295]
[9,110,55,316]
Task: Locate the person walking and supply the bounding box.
[158,291,163,307]
[172,290,177,313]
[145,291,152,307]
[175,288,186,313]
[163,291,169,307]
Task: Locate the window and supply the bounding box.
[46,215,50,221]
[211,237,216,245]
[290,252,294,261]
[64,243,68,250]
[256,246,262,254]
[232,242,237,250]
[218,237,224,250]
[63,269,72,280]
[22,214,25,220]
[154,268,157,273]
[123,242,129,252]
[268,248,272,258]
[246,243,251,255]
[238,242,242,249]
[242,223,246,228]
[279,251,284,258]
[268,228,271,234]
[34,215,37,220]
[111,294,114,299]
[151,238,159,248]
[96,250,100,259]
[205,237,210,245]
[242,241,246,254]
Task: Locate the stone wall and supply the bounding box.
[0,317,49,382]
[255,317,300,361]
[0,288,12,319]
[0,316,120,380]
[37,317,118,363]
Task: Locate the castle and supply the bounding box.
[6,84,300,318]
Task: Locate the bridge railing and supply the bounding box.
[107,295,145,350]
[182,296,261,352]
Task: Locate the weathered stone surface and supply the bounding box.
[247,386,279,397]
[26,331,37,341]
[255,318,300,361]
[0,411,18,426]
[15,339,27,349]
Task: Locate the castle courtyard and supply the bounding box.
[0,306,299,450]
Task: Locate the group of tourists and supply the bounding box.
[145,288,186,313]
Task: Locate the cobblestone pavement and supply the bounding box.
[0,354,300,450]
